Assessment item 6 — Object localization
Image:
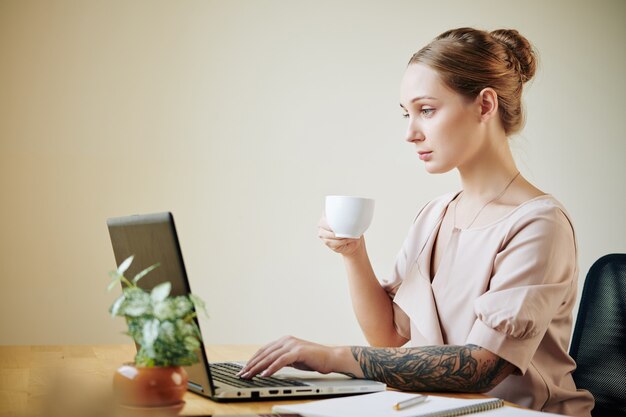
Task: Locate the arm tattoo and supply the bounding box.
[350,344,513,392]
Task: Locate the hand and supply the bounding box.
[318,216,364,256]
[237,336,337,379]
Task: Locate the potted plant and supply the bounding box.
[107,255,207,413]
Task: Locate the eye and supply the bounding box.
[421,108,435,117]
[402,112,410,119]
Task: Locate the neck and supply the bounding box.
[457,133,519,202]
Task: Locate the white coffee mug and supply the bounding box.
[325,195,375,239]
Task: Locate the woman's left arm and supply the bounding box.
[349,344,515,392]
[238,337,514,393]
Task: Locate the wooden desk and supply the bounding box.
[0,345,501,416]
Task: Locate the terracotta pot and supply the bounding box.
[113,363,188,408]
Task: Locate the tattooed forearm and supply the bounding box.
[350,344,514,393]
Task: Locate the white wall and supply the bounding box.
[1,0,624,346]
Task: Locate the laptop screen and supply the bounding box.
[107,212,215,397]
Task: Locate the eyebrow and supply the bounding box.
[399,95,438,109]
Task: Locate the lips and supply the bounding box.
[417,151,432,161]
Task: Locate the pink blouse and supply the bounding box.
[383,193,594,416]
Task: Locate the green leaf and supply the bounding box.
[132,263,160,284]
[159,321,176,342]
[107,277,122,292]
[123,303,148,317]
[117,255,134,277]
[151,282,171,303]
[189,293,209,318]
[110,294,125,316]
[183,336,200,352]
[107,260,205,366]
[142,319,159,348]
[107,269,123,291]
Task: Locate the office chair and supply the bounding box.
[570,253,626,417]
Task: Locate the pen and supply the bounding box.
[393,394,428,410]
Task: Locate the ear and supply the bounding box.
[475,87,499,122]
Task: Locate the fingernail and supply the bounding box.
[260,370,268,377]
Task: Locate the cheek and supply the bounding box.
[428,111,467,146]
[449,105,479,136]
[427,110,476,169]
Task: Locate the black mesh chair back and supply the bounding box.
[570,253,626,417]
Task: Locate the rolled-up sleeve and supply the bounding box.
[381,234,413,341]
[465,206,576,374]
[380,203,430,341]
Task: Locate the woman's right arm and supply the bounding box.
[318,217,408,347]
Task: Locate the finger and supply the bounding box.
[238,343,282,376]
[237,338,286,376]
[258,350,302,377]
[317,222,343,239]
[317,224,337,238]
[317,216,330,229]
[325,239,357,252]
[238,335,298,377]
[261,342,330,377]
[318,229,341,240]
[324,240,347,251]
[318,229,359,243]
[323,234,360,244]
[241,345,294,379]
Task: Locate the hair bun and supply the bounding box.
[490,29,537,83]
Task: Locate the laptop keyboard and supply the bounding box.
[210,362,307,388]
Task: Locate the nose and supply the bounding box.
[405,118,425,143]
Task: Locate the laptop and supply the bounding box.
[106,212,386,401]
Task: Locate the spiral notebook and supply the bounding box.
[272,391,566,417]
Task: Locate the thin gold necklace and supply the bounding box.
[453,171,521,230]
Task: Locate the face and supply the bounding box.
[400,63,484,174]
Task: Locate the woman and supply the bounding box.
[238,27,594,416]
